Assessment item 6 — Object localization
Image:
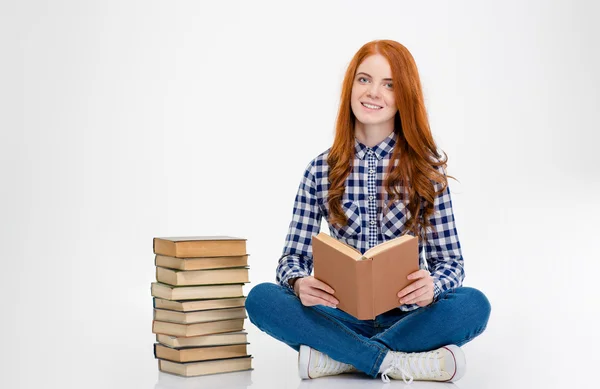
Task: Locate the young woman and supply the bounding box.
[245,39,491,384]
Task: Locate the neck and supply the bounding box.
[355,121,394,148]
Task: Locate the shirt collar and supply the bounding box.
[354,131,397,160]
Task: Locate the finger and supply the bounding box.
[412,290,434,305]
[407,269,427,280]
[403,287,433,304]
[399,284,428,304]
[308,279,335,295]
[397,279,427,298]
[306,289,339,306]
[303,295,338,308]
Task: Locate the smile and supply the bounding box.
[361,102,382,110]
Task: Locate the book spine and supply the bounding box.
[355,261,374,320]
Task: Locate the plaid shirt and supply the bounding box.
[276,131,465,312]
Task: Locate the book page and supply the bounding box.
[315,233,362,260]
[363,234,413,258]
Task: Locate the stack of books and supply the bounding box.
[151,236,252,377]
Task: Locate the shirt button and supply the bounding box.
[369,195,374,201]
[369,169,375,173]
[370,220,376,225]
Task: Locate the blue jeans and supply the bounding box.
[245,282,491,378]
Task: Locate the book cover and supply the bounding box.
[154,343,249,363]
[312,232,420,320]
[151,282,244,300]
[153,307,247,324]
[156,267,250,286]
[155,254,249,271]
[152,318,245,337]
[153,297,247,312]
[153,236,247,258]
[158,356,253,377]
[156,331,248,348]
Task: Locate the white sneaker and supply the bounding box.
[298,345,358,379]
[381,344,466,384]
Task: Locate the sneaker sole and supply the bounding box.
[298,345,311,379]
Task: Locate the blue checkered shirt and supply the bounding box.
[276,131,465,312]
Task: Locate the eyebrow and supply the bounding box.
[356,72,393,82]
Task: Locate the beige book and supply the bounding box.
[156,267,249,286]
[155,254,249,271]
[151,282,244,300]
[152,319,245,337]
[153,297,246,312]
[158,356,252,377]
[156,331,248,348]
[312,232,420,320]
[154,343,248,363]
[154,307,247,324]
[153,236,247,258]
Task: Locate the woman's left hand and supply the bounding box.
[397,269,435,307]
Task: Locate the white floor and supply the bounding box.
[3,180,599,389]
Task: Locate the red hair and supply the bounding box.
[327,40,454,243]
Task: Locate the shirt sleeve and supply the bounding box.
[276,161,322,290]
[423,170,466,301]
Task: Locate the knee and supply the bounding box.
[245,282,281,320]
[459,287,491,327]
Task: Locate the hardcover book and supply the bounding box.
[153,297,247,312]
[158,356,252,377]
[153,236,247,258]
[312,232,420,320]
[156,266,249,286]
[156,331,248,348]
[154,343,248,363]
[151,282,244,300]
[152,318,245,337]
[155,254,249,271]
[153,307,247,324]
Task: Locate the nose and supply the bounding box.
[367,83,381,99]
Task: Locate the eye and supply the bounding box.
[385,82,394,89]
[358,77,369,83]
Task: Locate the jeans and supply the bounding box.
[245,282,491,378]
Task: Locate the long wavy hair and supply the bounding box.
[327,40,455,243]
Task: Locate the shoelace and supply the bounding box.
[381,350,443,384]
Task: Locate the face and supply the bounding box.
[350,54,398,129]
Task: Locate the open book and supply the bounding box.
[312,232,420,320]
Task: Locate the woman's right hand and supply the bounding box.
[293,276,339,308]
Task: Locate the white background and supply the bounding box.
[1,1,599,388]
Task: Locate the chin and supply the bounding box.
[358,117,388,126]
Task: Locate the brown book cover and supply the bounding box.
[155,254,249,271]
[158,356,253,377]
[156,267,250,286]
[154,343,249,363]
[153,297,247,312]
[151,282,244,300]
[156,331,248,348]
[312,232,420,320]
[153,236,247,258]
[152,318,245,337]
[153,307,247,324]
